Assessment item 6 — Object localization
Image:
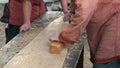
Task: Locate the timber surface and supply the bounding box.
[3,16,68,68]
[0,11,63,67]
[3,17,89,68]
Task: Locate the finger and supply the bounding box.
[20,25,24,32]
[20,27,23,32]
[20,28,24,32]
[22,28,29,32]
[20,27,26,32]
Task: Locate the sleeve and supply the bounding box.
[69,0,76,14]
[59,0,98,44]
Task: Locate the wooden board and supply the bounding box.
[0,11,63,68]
[3,16,68,68]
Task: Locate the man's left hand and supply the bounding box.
[20,23,31,32]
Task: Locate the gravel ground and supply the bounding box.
[0,4,4,18]
[0,4,7,48]
[0,22,6,48]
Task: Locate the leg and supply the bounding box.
[5,24,20,43]
[0,3,9,23]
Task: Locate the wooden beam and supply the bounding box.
[62,35,85,68]
[3,16,68,68]
[0,11,63,67]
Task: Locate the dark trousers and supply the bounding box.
[5,24,20,43]
[93,59,120,68]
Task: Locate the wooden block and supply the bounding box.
[50,41,64,54]
[61,21,69,30]
[61,23,68,30]
[50,21,69,54]
[3,16,67,68]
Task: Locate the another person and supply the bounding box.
[5,0,46,43]
[51,0,120,68]
[60,0,70,21]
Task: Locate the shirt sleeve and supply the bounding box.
[69,0,76,14]
[59,0,98,44]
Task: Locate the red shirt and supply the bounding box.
[9,0,46,26]
[60,0,120,63]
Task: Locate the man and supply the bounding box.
[5,0,69,43]
[5,0,46,43]
[50,0,120,68]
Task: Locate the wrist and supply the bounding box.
[64,11,69,14]
[24,21,31,24]
[63,9,69,13]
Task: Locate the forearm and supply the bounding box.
[60,0,68,14]
[59,0,98,44]
[23,0,32,24]
[19,0,32,32]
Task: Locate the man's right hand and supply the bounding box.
[49,32,61,42]
[63,12,71,21]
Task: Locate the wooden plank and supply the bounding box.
[3,16,68,68]
[0,11,63,67]
[62,33,86,68]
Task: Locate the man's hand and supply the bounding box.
[63,12,71,21]
[49,32,74,47]
[49,32,61,42]
[20,23,31,32]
